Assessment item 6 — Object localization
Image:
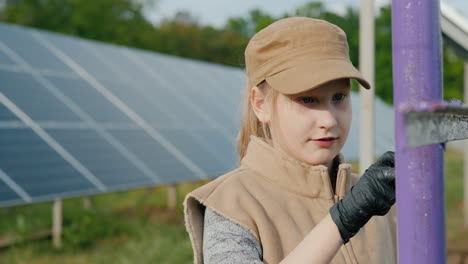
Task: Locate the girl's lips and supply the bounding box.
[310,137,338,147]
[311,137,338,141]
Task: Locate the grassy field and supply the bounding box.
[0,181,207,264]
[444,150,468,249]
[0,150,466,263]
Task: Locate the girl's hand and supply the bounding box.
[329,151,395,243]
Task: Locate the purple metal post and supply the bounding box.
[392,0,446,263]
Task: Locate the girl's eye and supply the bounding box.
[332,93,347,102]
[298,97,318,104]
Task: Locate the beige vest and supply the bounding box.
[184,136,396,264]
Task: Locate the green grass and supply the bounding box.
[0,182,207,264]
[444,150,468,248]
[1,221,193,264]
[0,150,466,263]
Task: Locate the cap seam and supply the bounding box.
[264,57,354,79]
[254,41,348,71]
[252,20,343,41]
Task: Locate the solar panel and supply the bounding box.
[345,93,395,159]
[0,101,19,121]
[97,79,177,126]
[0,71,82,122]
[0,51,14,65]
[107,130,197,184]
[0,24,74,72]
[0,176,23,203]
[0,22,396,208]
[45,76,135,123]
[0,22,241,207]
[157,128,232,174]
[0,128,97,198]
[45,129,155,187]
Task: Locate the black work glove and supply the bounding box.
[329,151,395,243]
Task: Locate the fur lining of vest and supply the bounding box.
[184,136,396,264]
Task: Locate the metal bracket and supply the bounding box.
[405,105,468,147]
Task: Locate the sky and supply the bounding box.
[146,0,468,28]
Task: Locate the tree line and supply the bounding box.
[0,0,465,104]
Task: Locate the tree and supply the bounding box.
[0,0,157,49]
[153,15,249,67]
[225,8,276,38]
[442,43,464,101]
[375,5,393,104]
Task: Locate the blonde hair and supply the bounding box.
[237,81,279,162]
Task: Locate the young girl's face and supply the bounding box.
[270,79,352,167]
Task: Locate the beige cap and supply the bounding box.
[244,17,370,94]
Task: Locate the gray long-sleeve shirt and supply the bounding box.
[203,207,264,264]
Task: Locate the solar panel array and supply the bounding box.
[0,22,396,208]
[0,22,244,207]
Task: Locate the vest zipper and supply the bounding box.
[333,194,339,203]
[334,168,344,201]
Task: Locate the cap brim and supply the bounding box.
[265,59,370,95]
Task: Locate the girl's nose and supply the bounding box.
[318,109,338,129]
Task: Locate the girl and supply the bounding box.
[184,17,396,264]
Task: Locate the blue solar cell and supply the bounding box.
[109,130,197,184]
[190,129,238,173]
[158,129,232,177]
[88,47,210,127]
[46,129,156,187]
[0,49,15,66]
[0,128,97,197]
[135,52,230,127]
[0,23,73,72]
[41,33,117,81]
[198,63,245,115]
[0,103,19,121]
[141,54,233,120]
[99,80,178,127]
[0,180,22,205]
[45,76,135,123]
[0,70,82,122]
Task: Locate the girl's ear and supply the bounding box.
[251,86,271,123]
